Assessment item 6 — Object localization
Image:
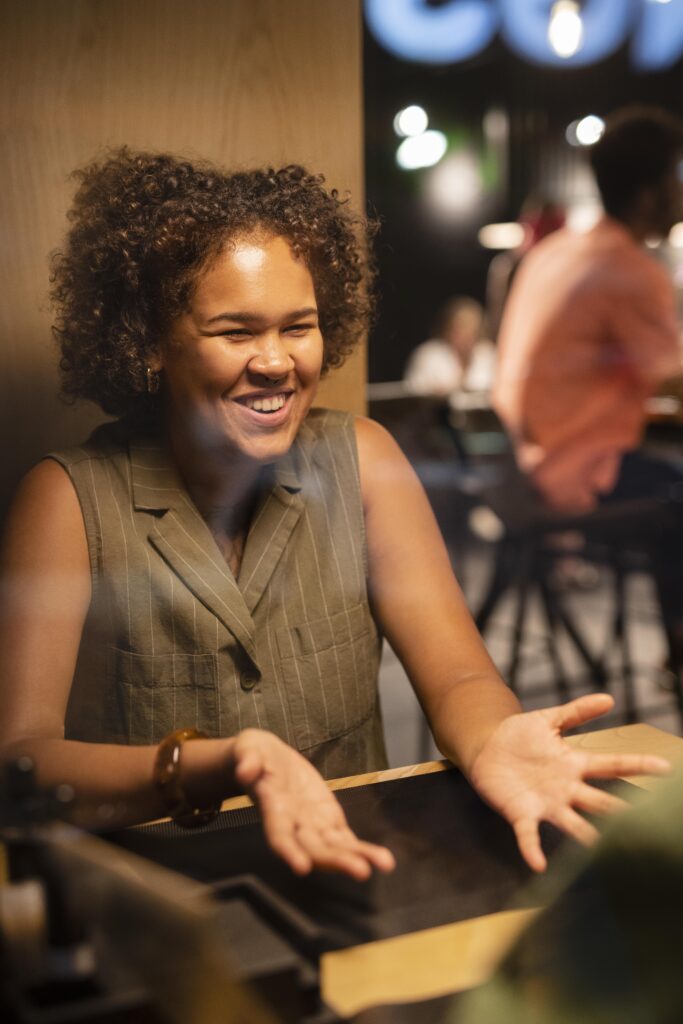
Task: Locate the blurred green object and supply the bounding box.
[456,769,683,1024]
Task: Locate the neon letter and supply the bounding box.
[499,0,636,68]
[364,0,499,65]
[632,0,683,72]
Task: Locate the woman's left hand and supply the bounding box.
[468,692,671,872]
[230,729,396,880]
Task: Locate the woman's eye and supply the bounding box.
[285,323,313,335]
[222,329,251,339]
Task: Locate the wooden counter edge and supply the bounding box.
[146,722,683,823]
[321,907,541,1016]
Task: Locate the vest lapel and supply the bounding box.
[238,428,315,614]
[238,485,304,614]
[130,439,257,664]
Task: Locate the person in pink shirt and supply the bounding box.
[493,106,683,650]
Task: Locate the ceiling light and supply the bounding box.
[396,130,447,171]
[393,105,429,138]
[424,151,483,219]
[575,115,605,145]
[548,1,584,59]
[478,223,526,250]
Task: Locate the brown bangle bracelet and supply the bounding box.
[153,727,220,828]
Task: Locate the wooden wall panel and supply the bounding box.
[0,0,365,516]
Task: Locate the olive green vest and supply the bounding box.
[48,409,387,779]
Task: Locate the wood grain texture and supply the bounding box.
[565,721,683,791]
[0,0,365,517]
[321,907,540,1016]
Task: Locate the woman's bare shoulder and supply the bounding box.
[2,459,88,570]
[354,414,403,460]
[354,414,414,479]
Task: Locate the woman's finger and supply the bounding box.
[351,839,396,873]
[571,782,629,817]
[513,817,546,873]
[552,806,600,847]
[233,747,266,788]
[263,822,313,876]
[255,788,320,875]
[261,799,368,878]
[582,753,671,779]
[552,693,614,731]
[320,825,396,873]
[294,825,373,880]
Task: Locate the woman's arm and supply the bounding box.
[355,416,520,771]
[356,417,670,870]
[0,460,393,879]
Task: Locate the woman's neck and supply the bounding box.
[164,416,265,539]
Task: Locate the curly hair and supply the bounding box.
[51,148,376,417]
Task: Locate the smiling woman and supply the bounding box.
[0,149,671,882]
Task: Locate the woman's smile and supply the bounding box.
[231,388,294,422]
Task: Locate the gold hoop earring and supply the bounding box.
[146,367,161,395]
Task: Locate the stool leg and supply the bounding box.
[507,544,533,690]
[551,596,608,687]
[612,558,637,724]
[475,540,511,634]
[539,576,570,702]
[648,556,683,729]
[662,621,683,729]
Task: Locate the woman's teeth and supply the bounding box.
[245,394,286,413]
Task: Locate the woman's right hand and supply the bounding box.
[227,729,396,880]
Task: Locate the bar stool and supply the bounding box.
[472,463,683,725]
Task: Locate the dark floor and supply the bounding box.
[379,541,682,768]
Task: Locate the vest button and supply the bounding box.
[240,672,259,692]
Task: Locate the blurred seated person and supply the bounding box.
[493,106,683,513]
[492,106,683,652]
[404,297,495,398]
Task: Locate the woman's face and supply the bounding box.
[157,233,324,466]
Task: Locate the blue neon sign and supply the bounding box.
[364,0,499,64]
[634,0,683,71]
[364,0,683,71]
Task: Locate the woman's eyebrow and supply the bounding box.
[205,306,318,325]
[284,306,319,320]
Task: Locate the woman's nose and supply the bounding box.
[248,334,294,381]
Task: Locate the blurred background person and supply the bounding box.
[492,106,683,659]
[494,106,683,513]
[404,296,495,397]
[401,297,496,557]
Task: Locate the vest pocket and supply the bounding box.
[106,648,219,744]
[275,603,380,751]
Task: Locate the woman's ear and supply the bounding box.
[145,349,163,396]
[147,349,163,373]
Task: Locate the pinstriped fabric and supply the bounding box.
[48,409,387,779]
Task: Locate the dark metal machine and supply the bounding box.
[0,759,339,1024]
